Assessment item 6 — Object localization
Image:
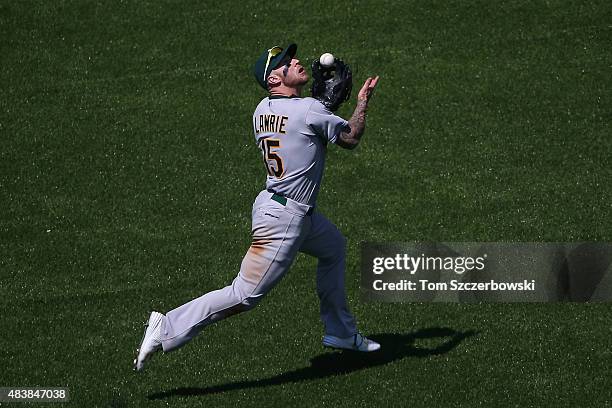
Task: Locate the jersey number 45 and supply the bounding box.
[260,138,285,178]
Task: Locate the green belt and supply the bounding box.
[268,190,314,215]
[270,193,287,206]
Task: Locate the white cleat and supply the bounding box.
[322,332,381,352]
[133,311,164,372]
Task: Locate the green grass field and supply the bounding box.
[2,0,611,406]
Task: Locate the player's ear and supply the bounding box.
[267,73,281,88]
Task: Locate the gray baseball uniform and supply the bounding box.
[160,96,357,352]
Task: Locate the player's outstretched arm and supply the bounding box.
[336,76,379,150]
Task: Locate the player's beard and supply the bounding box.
[291,75,309,90]
[297,75,309,86]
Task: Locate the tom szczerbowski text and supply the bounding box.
[372,279,536,291]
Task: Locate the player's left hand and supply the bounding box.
[358,76,379,103]
[311,59,353,112]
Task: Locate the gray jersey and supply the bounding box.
[252,96,349,206]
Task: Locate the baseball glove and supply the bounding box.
[311,58,352,112]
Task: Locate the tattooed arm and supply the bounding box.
[336,76,380,150]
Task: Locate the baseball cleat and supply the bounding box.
[133,311,164,372]
[322,332,381,352]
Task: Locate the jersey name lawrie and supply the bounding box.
[254,114,289,134]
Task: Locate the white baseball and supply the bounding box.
[319,53,335,68]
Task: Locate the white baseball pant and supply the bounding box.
[160,190,357,352]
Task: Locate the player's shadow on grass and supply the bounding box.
[148,327,477,400]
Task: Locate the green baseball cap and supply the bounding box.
[253,43,297,90]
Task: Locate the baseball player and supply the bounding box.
[134,43,380,372]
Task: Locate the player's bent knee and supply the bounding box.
[330,232,347,255]
[338,233,347,250]
[317,233,347,264]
